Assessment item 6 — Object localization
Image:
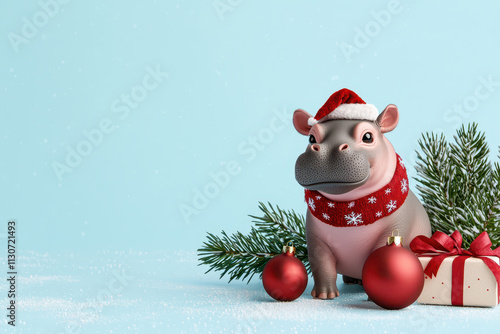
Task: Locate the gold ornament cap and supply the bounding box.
[283,240,296,254]
[387,229,403,246]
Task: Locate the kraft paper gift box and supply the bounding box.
[417,256,499,307]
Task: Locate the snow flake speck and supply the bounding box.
[316,196,322,200]
[385,188,392,195]
[399,157,406,169]
[368,196,377,204]
[328,202,335,208]
[375,211,383,217]
[322,213,330,220]
[308,198,316,211]
[348,201,355,208]
[401,178,408,193]
[344,212,363,226]
[386,200,397,213]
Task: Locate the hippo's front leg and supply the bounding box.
[306,218,340,299]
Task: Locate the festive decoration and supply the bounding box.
[410,230,500,307]
[362,230,424,309]
[199,123,500,286]
[307,88,378,125]
[304,154,409,227]
[198,203,308,283]
[262,241,308,301]
[414,123,500,249]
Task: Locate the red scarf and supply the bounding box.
[304,154,409,227]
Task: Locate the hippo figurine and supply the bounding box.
[293,88,431,300]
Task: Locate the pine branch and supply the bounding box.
[414,123,500,249]
[414,132,457,234]
[197,202,309,283]
[484,159,500,247]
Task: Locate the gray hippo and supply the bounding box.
[293,88,431,299]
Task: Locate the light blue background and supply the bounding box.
[2,0,500,254]
[1,1,500,332]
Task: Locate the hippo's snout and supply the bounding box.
[295,144,371,195]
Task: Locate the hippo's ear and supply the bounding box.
[293,109,313,135]
[376,104,399,133]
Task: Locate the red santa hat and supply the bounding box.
[308,88,378,126]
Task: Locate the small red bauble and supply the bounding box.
[362,230,424,310]
[262,242,308,301]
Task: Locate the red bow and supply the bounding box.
[410,231,500,306]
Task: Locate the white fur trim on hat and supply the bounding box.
[319,103,378,122]
[308,117,318,126]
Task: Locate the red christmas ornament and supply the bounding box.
[262,241,308,301]
[362,230,424,310]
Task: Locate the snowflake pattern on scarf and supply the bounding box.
[304,154,409,227]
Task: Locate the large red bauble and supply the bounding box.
[362,236,424,310]
[262,246,308,301]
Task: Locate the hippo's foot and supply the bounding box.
[342,275,363,286]
[311,284,340,300]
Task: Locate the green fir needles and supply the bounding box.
[414,123,500,249]
[197,202,309,283]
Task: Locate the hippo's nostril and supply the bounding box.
[311,144,320,152]
[340,144,349,151]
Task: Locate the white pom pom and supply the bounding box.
[307,117,318,126]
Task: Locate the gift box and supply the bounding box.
[417,255,499,307]
[410,231,500,308]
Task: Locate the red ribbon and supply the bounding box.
[410,230,500,306]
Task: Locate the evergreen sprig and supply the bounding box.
[415,123,500,248]
[197,202,309,283]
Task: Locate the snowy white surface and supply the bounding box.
[2,250,500,333]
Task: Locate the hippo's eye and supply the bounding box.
[362,132,373,143]
[309,135,317,144]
